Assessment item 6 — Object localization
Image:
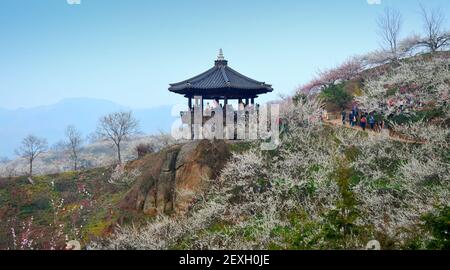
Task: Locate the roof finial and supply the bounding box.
[217,48,225,60]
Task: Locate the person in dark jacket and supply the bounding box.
[341,110,347,125]
[369,114,376,130]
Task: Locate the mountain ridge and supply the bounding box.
[0,98,176,158]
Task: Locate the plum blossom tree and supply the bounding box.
[356,56,450,114]
[299,58,363,95]
[108,164,141,187]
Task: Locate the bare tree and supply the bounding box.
[15,135,48,176]
[5,165,17,178]
[417,4,450,52]
[377,7,403,60]
[65,125,83,171]
[96,111,139,164]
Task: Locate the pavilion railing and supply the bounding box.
[180,108,260,125]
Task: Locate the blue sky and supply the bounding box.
[1,0,450,109]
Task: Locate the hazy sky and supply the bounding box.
[1,0,450,109]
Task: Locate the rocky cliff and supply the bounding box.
[119,140,231,215]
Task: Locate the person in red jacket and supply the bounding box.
[360,116,367,131]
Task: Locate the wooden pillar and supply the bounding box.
[238,98,242,105]
[188,97,193,140]
[223,97,228,116]
[251,98,255,105]
[245,98,249,106]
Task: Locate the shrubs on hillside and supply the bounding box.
[97,97,449,250]
[135,143,155,159]
[320,83,353,109]
[422,206,450,250]
[357,56,450,117]
[108,164,141,188]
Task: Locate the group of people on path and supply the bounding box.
[341,106,385,132]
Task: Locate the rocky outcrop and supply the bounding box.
[119,140,231,215]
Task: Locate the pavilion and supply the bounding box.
[169,49,273,110]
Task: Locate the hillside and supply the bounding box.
[0,140,240,250]
[316,51,450,116]
[95,53,449,250]
[1,53,449,250]
[0,166,122,249]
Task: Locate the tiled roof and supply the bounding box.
[169,59,273,95]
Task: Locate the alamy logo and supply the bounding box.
[67,0,81,5]
[171,96,281,150]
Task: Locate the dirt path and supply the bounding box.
[324,118,422,144]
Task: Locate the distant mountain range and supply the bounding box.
[0,98,176,158]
